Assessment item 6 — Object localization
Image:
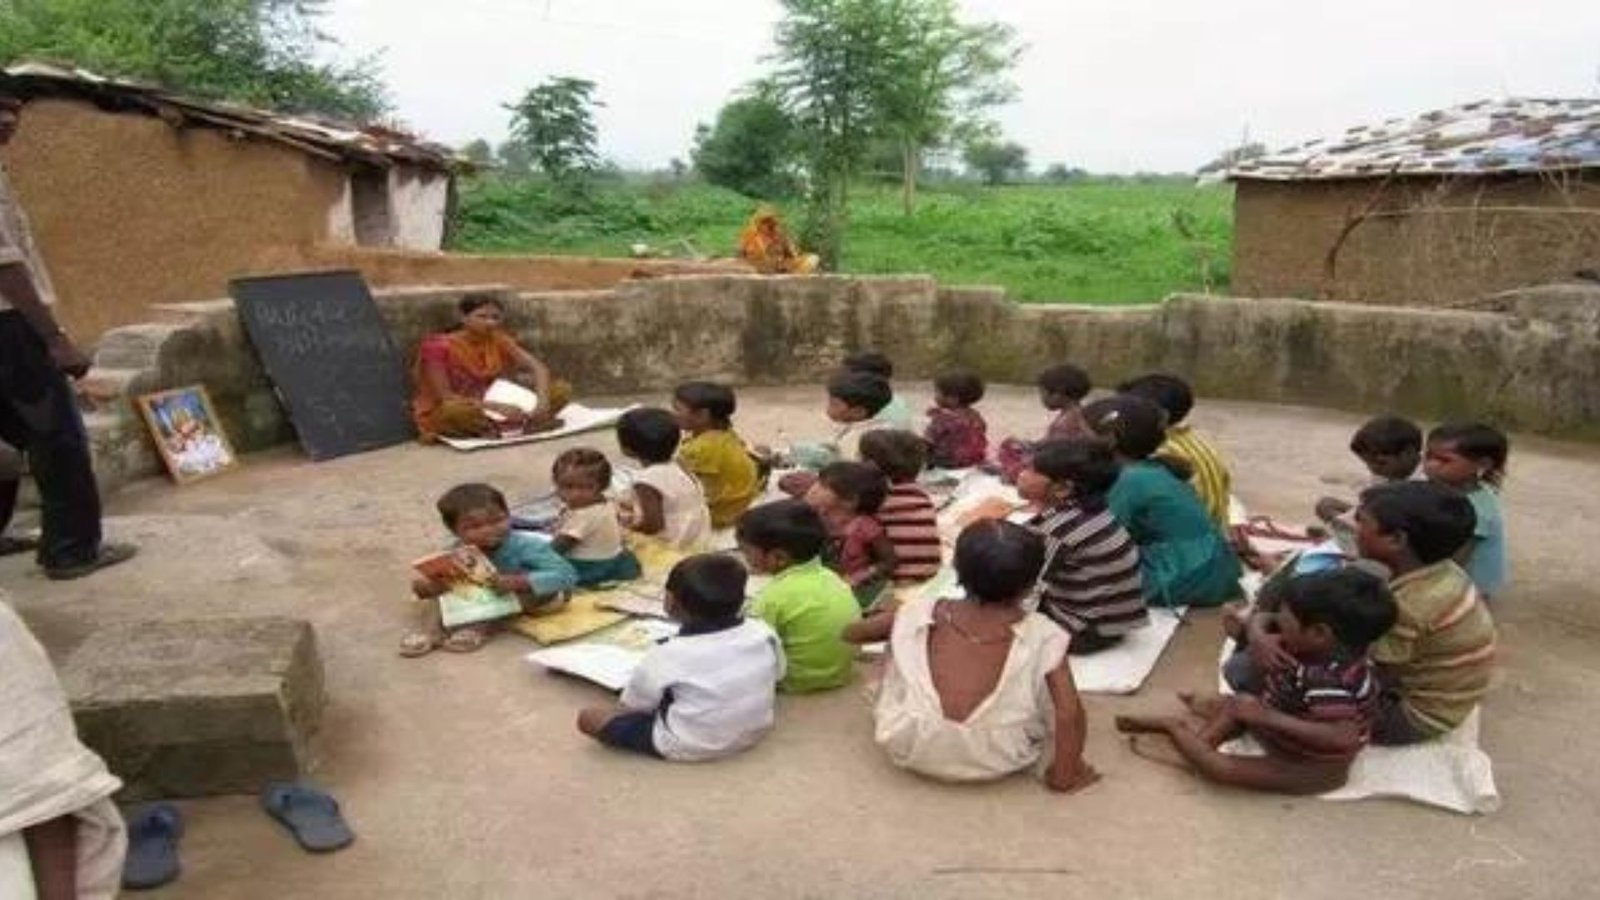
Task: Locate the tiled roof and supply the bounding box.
[2,61,467,173]
[1228,97,1600,182]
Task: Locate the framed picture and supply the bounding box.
[135,385,239,484]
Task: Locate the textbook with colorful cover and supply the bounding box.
[412,546,522,629]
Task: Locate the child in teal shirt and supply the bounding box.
[737,499,860,692]
[1085,395,1240,608]
[1423,422,1509,600]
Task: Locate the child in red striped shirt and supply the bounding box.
[859,430,942,584]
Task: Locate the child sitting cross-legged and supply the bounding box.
[1423,422,1510,601]
[738,500,861,693]
[1118,373,1232,531]
[844,520,1098,792]
[549,448,642,587]
[804,462,898,607]
[403,483,578,657]
[1116,566,1398,794]
[858,430,942,584]
[923,370,989,469]
[1016,439,1149,655]
[577,553,784,761]
[997,363,1094,481]
[615,407,712,551]
[1314,415,1423,528]
[672,381,760,528]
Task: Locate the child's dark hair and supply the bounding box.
[552,447,612,488]
[816,461,889,514]
[843,351,894,379]
[1117,373,1194,425]
[858,430,926,483]
[934,371,985,406]
[665,553,748,622]
[458,293,504,316]
[1351,415,1423,458]
[673,381,737,426]
[827,371,892,416]
[736,499,828,563]
[436,482,508,530]
[1358,481,1477,564]
[1428,422,1510,487]
[1282,568,1398,654]
[1036,364,1092,401]
[1082,395,1192,480]
[1029,439,1120,510]
[953,520,1047,604]
[616,407,681,464]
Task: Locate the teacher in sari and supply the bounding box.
[410,294,570,442]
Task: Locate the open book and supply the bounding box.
[482,379,540,423]
[412,545,522,629]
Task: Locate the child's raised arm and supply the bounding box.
[1044,657,1098,793]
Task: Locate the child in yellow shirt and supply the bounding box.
[673,382,760,529]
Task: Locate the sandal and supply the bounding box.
[398,632,441,658]
[442,626,491,653]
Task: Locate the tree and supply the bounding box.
[1043,163,1087,184]
[460,139,494,166]
[874,0,1020,215]
[505,76,602,183]
[0,0,388,121]
[964,139,1028,185]
[494,140,533,176]
[690,90,801,199]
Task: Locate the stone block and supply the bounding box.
[60,617,325,800]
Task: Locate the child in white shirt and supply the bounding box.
[578,554,785,761]
[616,408,712,550]
[550,448,641,586]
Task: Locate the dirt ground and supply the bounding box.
[6,384,1599,899]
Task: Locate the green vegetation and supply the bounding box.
[451,177,1233,304]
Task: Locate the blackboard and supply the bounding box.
[230,271,415,461]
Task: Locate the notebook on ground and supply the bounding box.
[440,403,637,452]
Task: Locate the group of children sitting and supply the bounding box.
[402,351,1509,798]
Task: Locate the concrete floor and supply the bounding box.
[6,384,1600,899]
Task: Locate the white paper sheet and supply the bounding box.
[441,403,637,452]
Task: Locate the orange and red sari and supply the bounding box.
[410,330,520,441]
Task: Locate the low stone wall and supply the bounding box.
[85,275,1600,493]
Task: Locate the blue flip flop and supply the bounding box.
[260,782,355,853]
[121,802,183,890]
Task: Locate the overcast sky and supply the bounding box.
[324,0,1600,172]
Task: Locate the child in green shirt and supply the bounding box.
[737,499,860,692]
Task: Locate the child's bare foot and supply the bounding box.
[1115,714,1180,735]
[442,625,491,653]
[1179,691,1227,719]
[399,631,441,658]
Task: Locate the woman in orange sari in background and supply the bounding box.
[410,294,571,442]
[738,205,820,275]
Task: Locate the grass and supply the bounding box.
[450,177,1234,304]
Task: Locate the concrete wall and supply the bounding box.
[84,276,1600,495]
[1232,174,1600,307]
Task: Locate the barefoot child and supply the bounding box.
[1118,373,1232,530]
[615,408,711,551]
[738,500,860,693]
[858,430,942,583]
[1315,415,1423,528]
[843,351,914,430]
[672,382,760,528]
[844,520,1097,792]
[577,554,784,761]
[403,483,578,656]
[1423,422,1510,601]
[1017,439,1148,655]
[549,448,642,586]
[804,462,898,607]
[997,363,1094,480]
[1116,567,1398,794]
[923,371,989,469]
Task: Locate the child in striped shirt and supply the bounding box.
[1017,439,1148,654]
[1118,373,1232,531]
[858,430,942,584]
[1117,567,1397,794]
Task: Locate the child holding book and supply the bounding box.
[997,363,1094,481]
[1116,567,1398,794]
[549,448,642,587]
[737,500,860,693]
[923,371,989,469]
[402,483,578,657]
[1017,439,1148,655]
[844,520,1097,792]
[1118,373,1232,530]
[843,351,914,430]
[578,553,784,761]
[858,430,942,583]
[1085,395,1241,608]
[616,408,712,551]
[804,462,898,607]
[672,382,760,528]
[1423,422,1510,601]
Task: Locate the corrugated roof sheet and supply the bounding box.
[1228,97,1600,182]
[2,61,467,173]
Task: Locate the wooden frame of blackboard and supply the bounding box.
[134,385,240,484]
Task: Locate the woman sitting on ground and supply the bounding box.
[410,294,570,442]
[737,206,819,275]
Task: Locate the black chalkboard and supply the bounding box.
[230,271,415,461]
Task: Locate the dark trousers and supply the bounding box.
[0,311,101,567]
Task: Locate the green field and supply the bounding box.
[450,178,1234,304]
